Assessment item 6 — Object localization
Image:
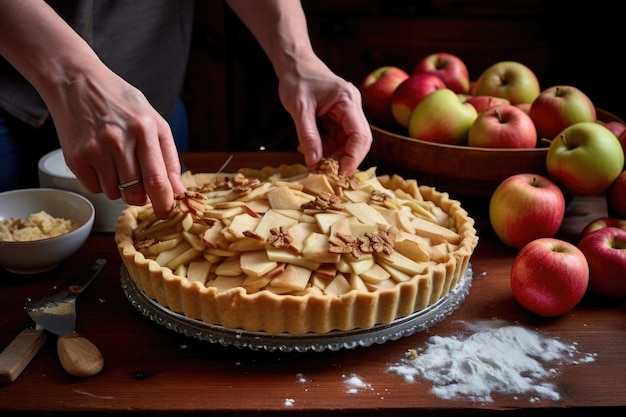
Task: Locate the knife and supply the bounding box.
[0,258,107,383]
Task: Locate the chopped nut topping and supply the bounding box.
[329,225,399,258]
[301,191,345,211]
[208,175,235,192]
[266,226,294,248]
[334,174,360,191]
[243,230,263,240]
[135,237,156,250]
[328,233,361,258]
[370,190,390,203]
[230,173,262,194]
[313,159,360,191]
[315,158,340,176]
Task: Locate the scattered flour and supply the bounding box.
[387,319,596,403]
[343,373,372,394]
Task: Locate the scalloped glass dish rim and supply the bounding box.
[121,263,473,353]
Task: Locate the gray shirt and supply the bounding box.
[0,0,194,127]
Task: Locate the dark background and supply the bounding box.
[181,0,624,154]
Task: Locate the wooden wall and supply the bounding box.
[181,0,625,153]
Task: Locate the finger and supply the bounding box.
[324,104,372,175]
[135,117,179,219]
[64,149,103,195]
[159,121,186,195]
[292,108,324,169]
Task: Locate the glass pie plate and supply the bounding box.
[121,263,473,353]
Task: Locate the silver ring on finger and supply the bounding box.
[118,178,142,191]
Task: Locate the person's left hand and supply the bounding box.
[277,56,372,175]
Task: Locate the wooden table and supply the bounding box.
[1,152,625,415]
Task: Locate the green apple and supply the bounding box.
[407,88,478,145]
[473,61,540,105]
[546,122,625,195]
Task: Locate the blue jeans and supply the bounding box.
[0,100,189,192]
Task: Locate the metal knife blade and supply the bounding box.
[26,258,106,336]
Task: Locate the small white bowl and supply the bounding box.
[0,188,95,274]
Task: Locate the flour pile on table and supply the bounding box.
[387,319,596,403]
[343,373,373,394]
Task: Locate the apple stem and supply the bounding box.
[495,108,504,123]
[559,134,569,147]
[540,138,552,146]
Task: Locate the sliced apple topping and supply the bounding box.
[130,161,468,298]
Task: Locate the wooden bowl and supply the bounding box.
[366,108,624,201]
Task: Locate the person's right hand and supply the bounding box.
[0,0,186,219]
[48,68,186,219]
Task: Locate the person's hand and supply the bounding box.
[48,69,186,219]
[277,57,372,175]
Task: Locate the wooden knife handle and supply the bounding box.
[0,328,47,384]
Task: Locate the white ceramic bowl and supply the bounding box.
[38,149,127,232]
[0,188,95,274]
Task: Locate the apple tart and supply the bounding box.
[115,160,478,334]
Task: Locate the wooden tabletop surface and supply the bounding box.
[1,152,625,415]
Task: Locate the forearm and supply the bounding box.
[0,0,102,106]
[225,0,320,78]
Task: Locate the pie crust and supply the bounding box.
[115,162,478,334]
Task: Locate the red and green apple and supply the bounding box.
[529,85,597,140]
[489,173,565,249]
[546,122,624,195]
[467,104,537,149]
[607,170,626,219]
[473,61,541,105]
[359,66,409,127]
[412,52,470,94]
[407,88,477,145]
[580,216,626,240]
[464,95,510,114]
[578,227,626,298]
[390,73,446,128]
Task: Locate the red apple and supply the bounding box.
[580,217,626,240]
[390,74,446,128]
[510,238,589,317]
[469,80,478,95]
[600,120,626,139]
[618,129,626,158]
[359,66,409,127]
[607,170,626,218]
[578,227,626,298]
[473,61,540,105]
[412,52,470,94]
[546,122,624,196]
[467,104,537,149]
[464,95,510,113]
[529,85,597,140]
[515,102,531,115]
[489,173,565,249]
